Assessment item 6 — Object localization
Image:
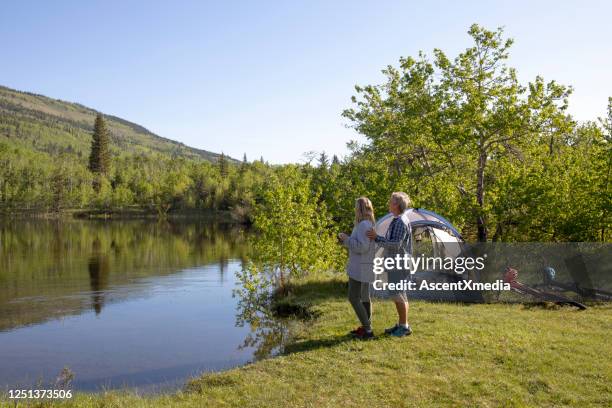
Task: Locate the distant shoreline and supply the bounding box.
[0,208,248,223]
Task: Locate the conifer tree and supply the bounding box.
[318,152,329,169]
[240,153,248,174]
[218,152,228,178]
[88,114,111,175]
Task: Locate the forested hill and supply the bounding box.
[0,85,232,162]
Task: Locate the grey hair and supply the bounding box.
[391,192,412,212]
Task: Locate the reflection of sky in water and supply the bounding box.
[0,262,258,392]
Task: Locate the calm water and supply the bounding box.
[0,219,281,392]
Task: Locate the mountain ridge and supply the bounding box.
[0,85,237,163]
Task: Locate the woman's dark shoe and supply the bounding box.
[350,326,365,337]
[355,329,374,340]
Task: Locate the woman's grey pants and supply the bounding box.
[348,277,372,330]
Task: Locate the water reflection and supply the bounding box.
[0,219,249,331]
[237,310,291,362]
[234,273,292,361]
[88,244,109,315]
[0,219,285,392]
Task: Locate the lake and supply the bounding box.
[0,219,282,392]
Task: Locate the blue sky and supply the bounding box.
[1,1,610,163]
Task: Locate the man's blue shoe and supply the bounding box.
[384,324,399,334]
[390,324,412,337]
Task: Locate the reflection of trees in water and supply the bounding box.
[50,221,66,272]
[238,314,289,362]
[88,238,110,315]
[233,265,290,361]
[219,257,228,284]
[0,219,250,331]
[1,220,248,281]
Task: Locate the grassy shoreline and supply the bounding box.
[2,276,611,407]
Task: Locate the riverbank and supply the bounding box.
[0,208,246,223]
[3,275,611,407]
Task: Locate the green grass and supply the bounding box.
[3,276,611,407]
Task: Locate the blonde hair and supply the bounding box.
[355,197,375,225]
[391,192,412,212]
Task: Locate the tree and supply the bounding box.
[88,114,111,176]
[51,156,72,212]
[596,98,612,241]
[240,153,248,174]
[344,24,573,241]
[318,152,329,169]
[245,166,344,293]
[218,152,229,178]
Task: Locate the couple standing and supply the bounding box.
[338,192,412,340]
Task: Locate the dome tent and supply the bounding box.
[375,208,464,259]
[374,208,483,302]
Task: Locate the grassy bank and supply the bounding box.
[3,276,611,407]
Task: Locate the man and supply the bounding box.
[366,192,412,337]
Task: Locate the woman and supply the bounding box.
[338,197,376,340]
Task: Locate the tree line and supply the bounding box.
[0,120,273,218]
[0,25,609,247]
